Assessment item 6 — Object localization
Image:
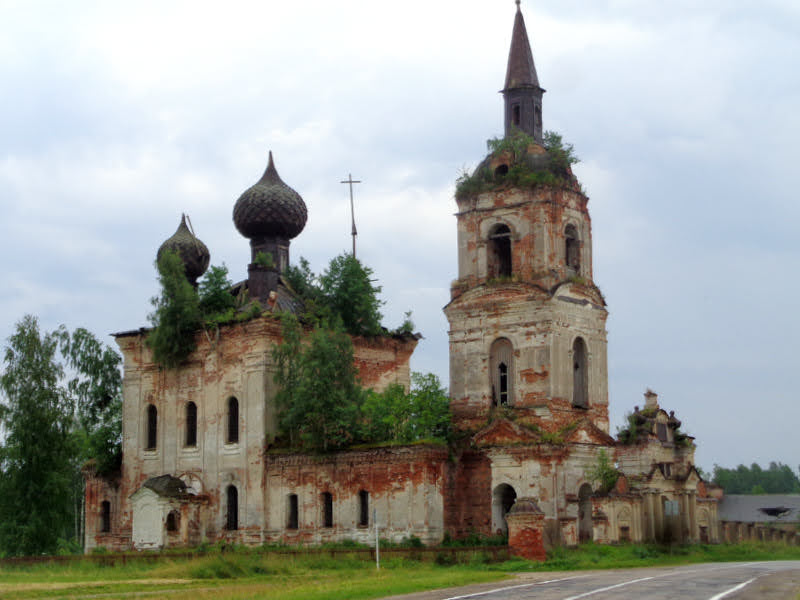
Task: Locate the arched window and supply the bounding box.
[226,485,238,530]
[490,338,514,406]
[100,500,111,533]
[287,494,299,530]
[488,224,512,278]
[491,484,517,536]
[572,337,588,408]
[185,401,197,447]
[322,492,334,528]
[166,510,179,532]
[358,490,369,527]
[227,397,239,444]
[146,404,157,450]
[565,224,580,272]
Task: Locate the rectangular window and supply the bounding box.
[100,501,111,533]
[358,490,369,527]
[287,494,298,530]
[322,492,333,528]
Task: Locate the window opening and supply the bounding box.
[227,397,239,444]
[512,104,521,126]
[322,492,334,528]
[656,423,668,443]
[146,404,157,450]
[226,485,238,530]
[565,225,580,271]
[498,363,509,405]
[100,501,111,533]
[185,401,197,447]
[490,338,514,407]
[166,510,179,532]
[572,337,588,408]
[287,494,299,530]
[358,490,369,527]
[488,224,512,278]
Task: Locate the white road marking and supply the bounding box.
[561,576,655,600]
[441,575,590,600]
[707,577,759,600]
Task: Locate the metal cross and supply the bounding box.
[340,173,361,257]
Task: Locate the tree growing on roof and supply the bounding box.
[272,313,364,452]
[285,253,384,336]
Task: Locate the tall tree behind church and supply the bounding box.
[0,316,76,555]
[0,315,122,556]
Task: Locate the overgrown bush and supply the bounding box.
[147,250,202,368]
[585,449,619,494]
[456,129,580,200]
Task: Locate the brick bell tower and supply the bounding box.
[444,1,609,434]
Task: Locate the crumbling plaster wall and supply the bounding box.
[446,286,608,432]
[453,186,592,294]
[92,315,416,550]
[483,443,608,546]
[263,446,448,545]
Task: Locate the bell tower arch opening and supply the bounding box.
[565,224,580,273]
[488,224,512,279]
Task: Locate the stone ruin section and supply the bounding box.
[83,316,417,552]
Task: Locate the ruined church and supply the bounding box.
[84,3,720,557]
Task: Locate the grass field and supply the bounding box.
[1,542,799,600]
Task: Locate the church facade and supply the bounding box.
[84,3,719,555]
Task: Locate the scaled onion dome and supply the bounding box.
[233,151,307,240]
[156,214,210,285]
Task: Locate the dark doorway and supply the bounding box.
[492,484,517,536]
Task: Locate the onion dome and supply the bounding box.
[233,151,307,240]
[156,214,210,285]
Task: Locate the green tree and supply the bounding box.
[273,314,363,451]
[56,326,122,475]
[147,250,201,368]
[198,264,235,320]
[319,254,384,336]
[362,372,452,444]
[0,316,77,556]
[712,462,800,494]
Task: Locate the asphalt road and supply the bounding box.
[386,561,800,600]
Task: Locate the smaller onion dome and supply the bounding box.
[156,214,210,284]
[233,151,307,240]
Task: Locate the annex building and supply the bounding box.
[84,3,720,558]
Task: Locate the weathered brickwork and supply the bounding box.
[83,318,417,551]
[446,183,609,435]
[84,3,721,557]
[263,446,448,545]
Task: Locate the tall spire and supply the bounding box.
[502,1,545,143]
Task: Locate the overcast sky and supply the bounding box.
[1,0,798,474]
